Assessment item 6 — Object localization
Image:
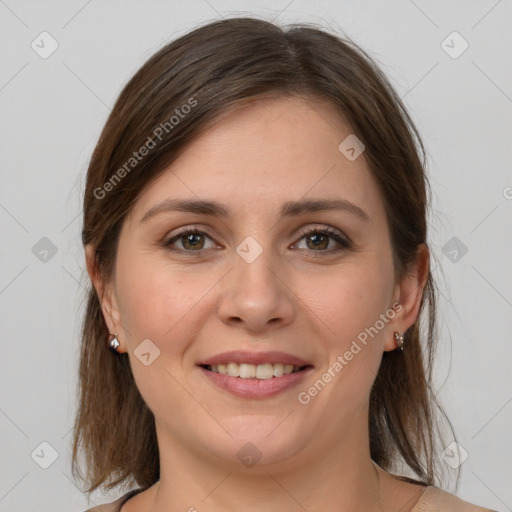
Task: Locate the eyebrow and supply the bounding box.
[139,197,370,224]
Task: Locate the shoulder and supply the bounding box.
[81,490,142,512]
[412,486,498,512]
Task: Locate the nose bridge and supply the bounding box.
[217,233,295,331]
[233,233,281,299]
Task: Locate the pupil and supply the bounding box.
[308,234,327,250]
[185,234,202,249]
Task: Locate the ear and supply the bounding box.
[84,244,127,353]
[384,244,430,352]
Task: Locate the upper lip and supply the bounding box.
[197,350,312,367]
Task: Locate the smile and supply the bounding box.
[202,362,306,379]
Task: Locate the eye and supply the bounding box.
[293,226,351,255]
[164,227,218,253]
[163,225,351,256]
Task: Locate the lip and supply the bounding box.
[198,365,313,399]
[196,350,314,399]
[196,350,312,367]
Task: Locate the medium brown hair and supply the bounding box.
[73,16,448,493]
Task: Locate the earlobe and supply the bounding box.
[384,244,430,352]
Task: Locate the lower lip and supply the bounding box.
[198,366,313,399]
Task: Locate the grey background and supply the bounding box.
[0,0,511,511]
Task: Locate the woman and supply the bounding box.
[73,16,496,512]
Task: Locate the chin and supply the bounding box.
[206,416,312,470]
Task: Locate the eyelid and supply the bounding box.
[164,224,221,247]
[293,223,350,243]
[291,224,352,254]
[164,223,352,253]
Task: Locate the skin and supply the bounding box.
[86,95,429,511]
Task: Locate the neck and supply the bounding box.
[149,412,382,511]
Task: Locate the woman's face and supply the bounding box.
[93,95,423,471]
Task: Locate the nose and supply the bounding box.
[217,245,295,333]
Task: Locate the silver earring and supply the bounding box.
[394,331,404,351]
[108,333,120,353]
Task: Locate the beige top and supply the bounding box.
[83,486,498,511]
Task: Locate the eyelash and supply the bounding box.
[163,225,352,257]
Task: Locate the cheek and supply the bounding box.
[302,255,394,403]
[307,259,394,346]
[114,253,221,394]
[116,251,202,344]
[114,262,197,415]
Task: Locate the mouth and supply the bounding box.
[199,362,310,379]
[196,351,314,399]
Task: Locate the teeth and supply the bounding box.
[239,363,256,378]
[207,362,304,379]
[273,363,284,377]
[256,363,273,379]
[227,363,239,377]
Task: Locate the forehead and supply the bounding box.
[129,95,383,223]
